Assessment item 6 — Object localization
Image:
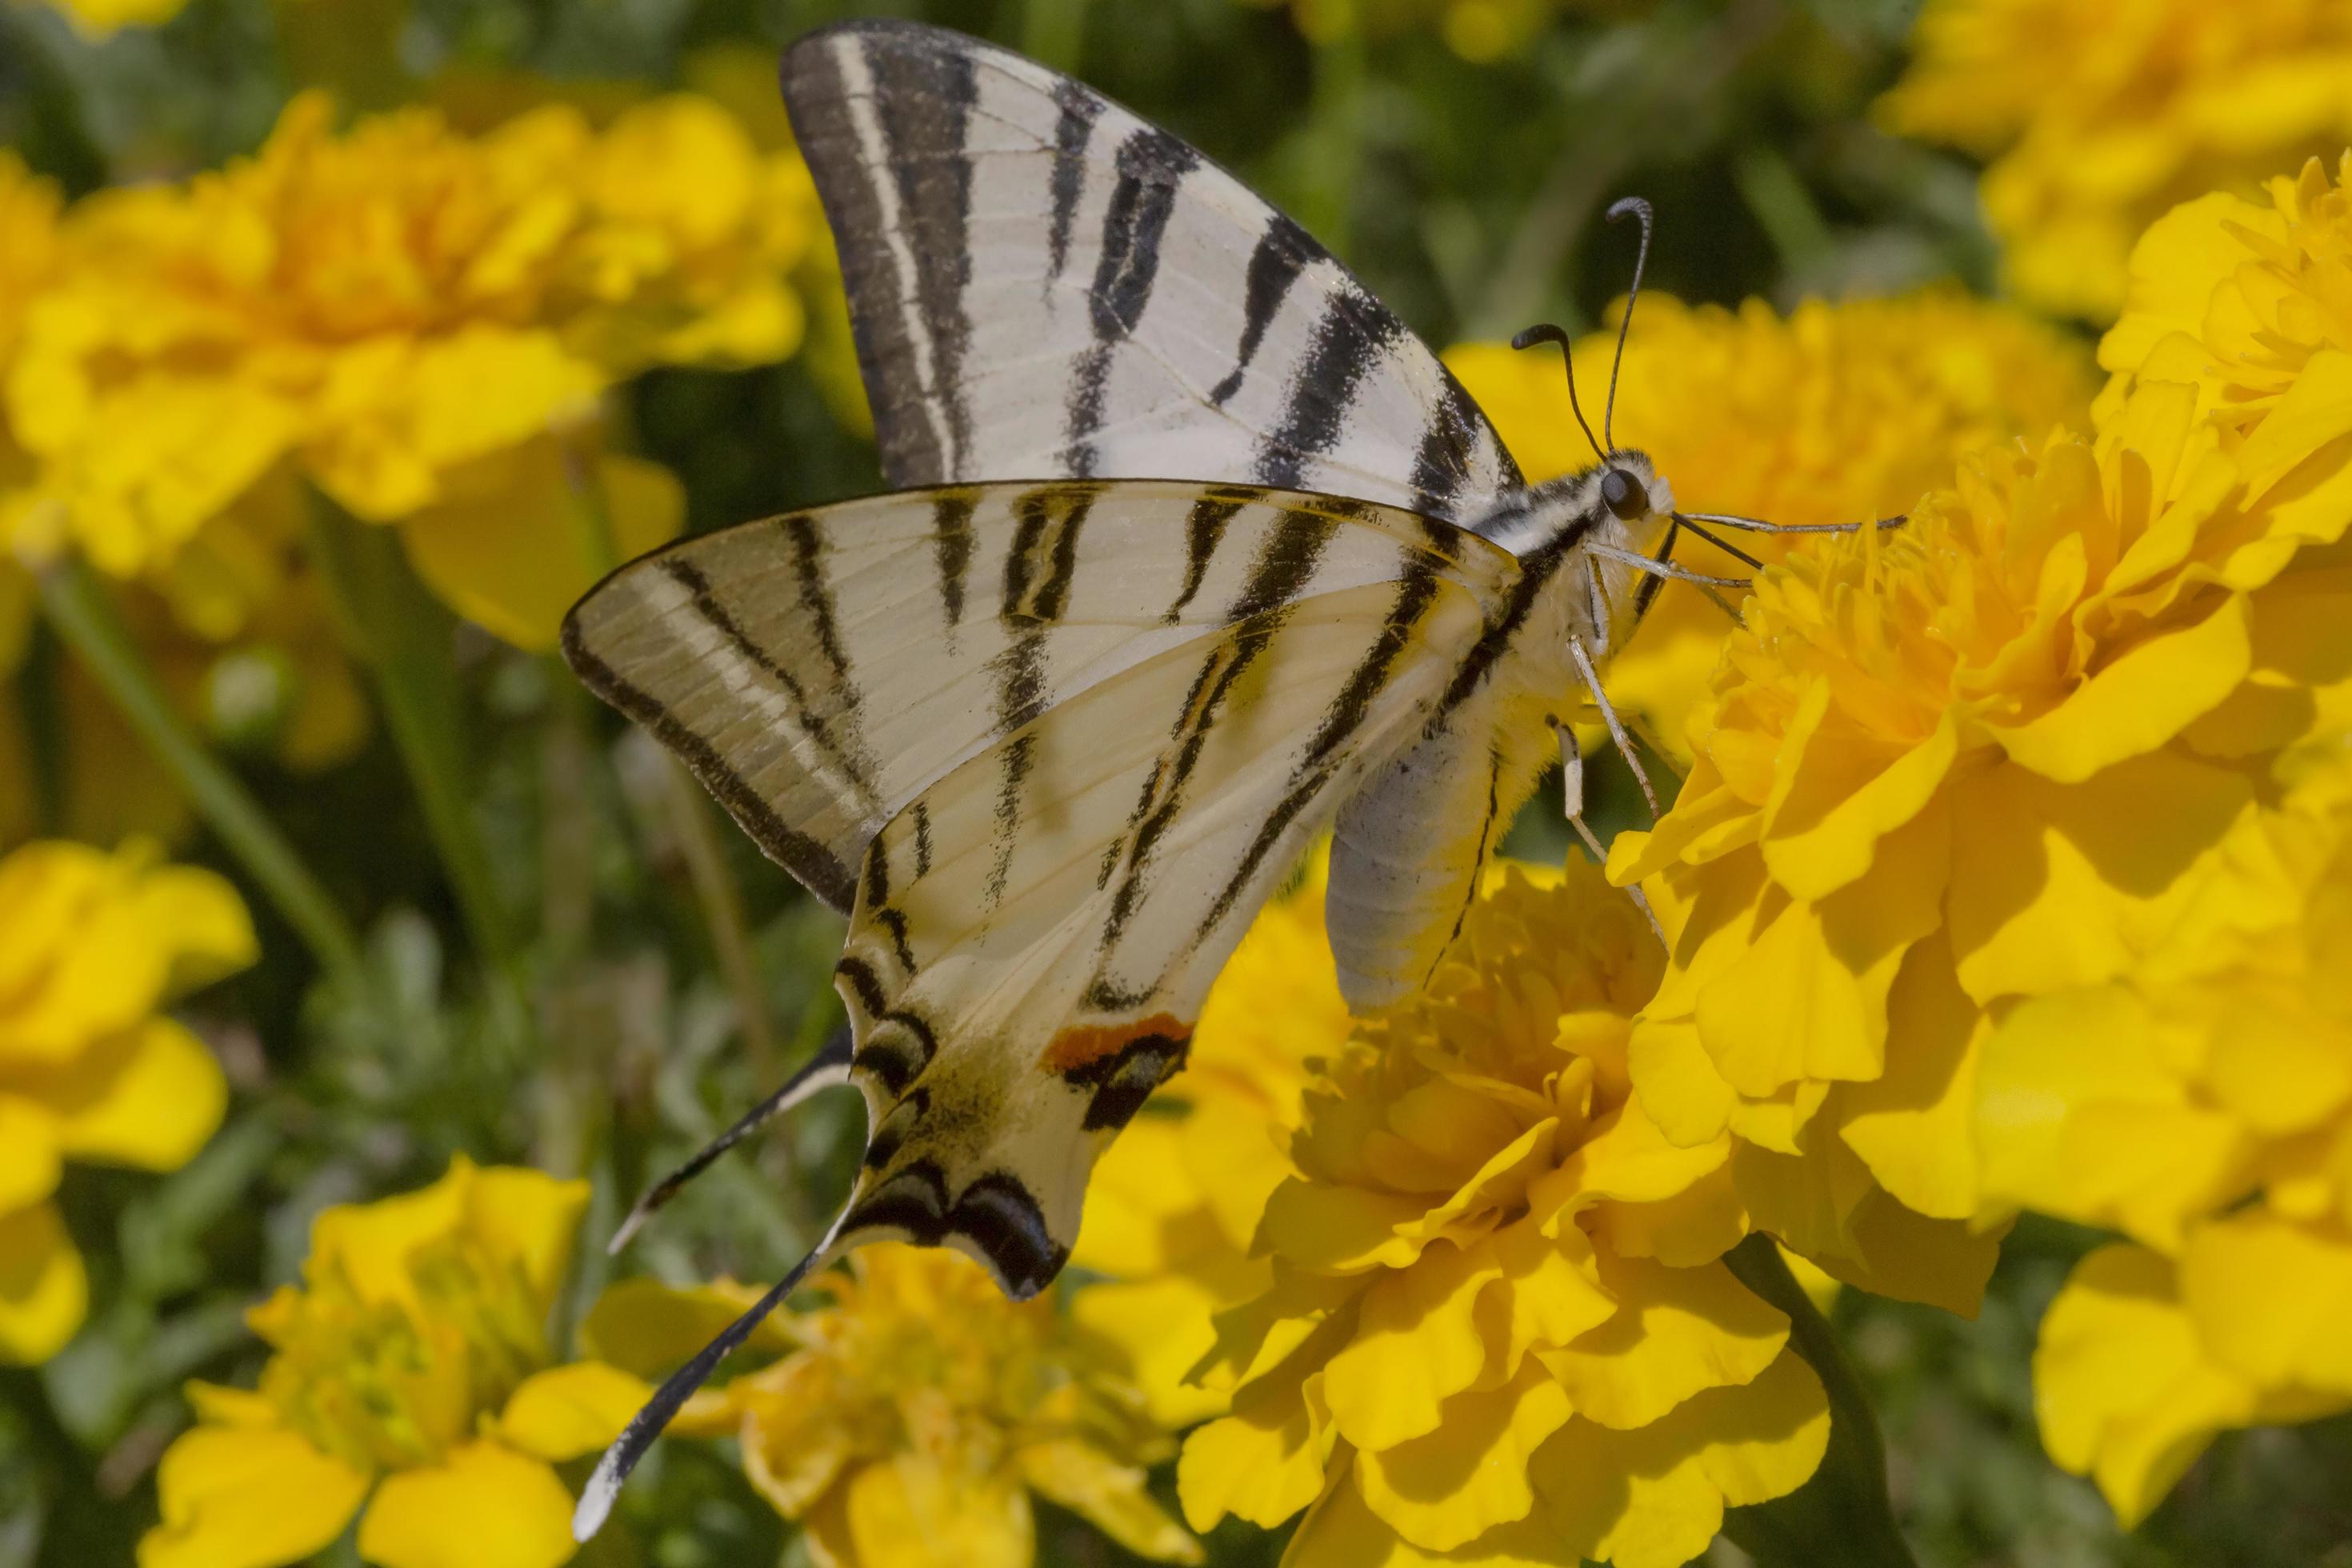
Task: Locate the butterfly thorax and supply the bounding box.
[1467,448,1677,707]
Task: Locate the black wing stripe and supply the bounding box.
[785,34,948,486]
[1089,505,1339,973]
[871,38,979,474]
[932,490,978,632]
[846,1163,1066,1300]
[1044,78,1101,287]
[562,629,858,911]
[1063,126,1198,477]
[1211,213,1312,407]
[658,557,882,816]
[1256,300,1401,490]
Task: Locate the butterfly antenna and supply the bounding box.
[1601,196,1653,454]
[1510,322,1606,464]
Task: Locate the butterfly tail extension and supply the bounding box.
[574,1214,859,1542]
[606,1027,856,1256]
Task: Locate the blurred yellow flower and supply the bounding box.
[1978,743,2352,1523]
[3,89,810,639]
[1446,290,2096,754]
[1878,0,2352,319]
[600,1246,1200,1568]
[1608,330,2352,1310]
[141,1156,642,1568]
[0,840,253,1363]
[24,0,187,38]
[1072,858,1346,1426]
[1182,859,1829,1568]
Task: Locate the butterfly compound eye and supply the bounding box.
[1601,468,1647,522]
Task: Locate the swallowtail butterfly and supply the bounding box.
[566,18,1863,1536]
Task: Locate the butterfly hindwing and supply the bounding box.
[781,20,1523,524]
[827,544,1506,1294]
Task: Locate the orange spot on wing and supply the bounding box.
[1041,1013,1193,1074]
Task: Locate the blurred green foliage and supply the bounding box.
[4,0,2348,1563]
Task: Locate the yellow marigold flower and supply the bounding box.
[596,1246,1200,1567]
[3,90,808,634]
[1446,290,2096,754]
[1976,742,2352,1522]
[1071,858,1346,1426]
[1606,332,2352,1314]
[1878,0,2352,319]
[1182,858,1829,1568]
[140,1156,644,1568]
[2104,154,2352,446]
[0,840,253,1363]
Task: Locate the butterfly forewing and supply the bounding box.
[782,20,1522,524]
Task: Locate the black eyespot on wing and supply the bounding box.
[1062,1027,1191,1133]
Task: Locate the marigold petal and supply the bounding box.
[1834,934,1986,1221]
[1734,1142,2000,1316]
[2179,1214,2352,1395]
[462,1165,590,1314]
[2098,195,2263,375]
[399,445,682,652]
[1354,1364,1572,1551]
[1947,754,2253,1003]
[1324,1238,1503,1450]
[1073,1274,1236,1428]
[0,1104,62,1213]
[1698,805,1946,1097]
[1256,1180,1432,1273]
[1016,1441,1201,1564]
[578,1274,787,1378]
[47,1018,227,1172]
[1994,594,2252,782]
[1538,1256,1786,1430]
[842,1454,1033,1568]
[138,1422,369,1568]
[355,1441,575,1568]
[1177,1392,1330,1533]
[2033,1244,2254,1528]
[1976,985,2250,1248]
[1490,1220,1616,1370]
[496,1361,651,1462]
[1762,710,1958,902]
[0,1202,87,1364]
[1624,1020,1736,1149]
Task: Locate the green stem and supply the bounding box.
[36,557,366,985]
[303,491,526,1015]
[1722,1234,1920,1568]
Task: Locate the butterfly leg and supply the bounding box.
[606,1026,854,1254]
[1554,718,1666,946]
[1567,634,1660,820]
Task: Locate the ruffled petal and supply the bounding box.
[357,1442,574,1568]
[0,1201,88,1364]
[1353,1364,1572,1552]
[138,1422,370,1568]
[1537,1256,1786,1430]
[496,1361,652,1462]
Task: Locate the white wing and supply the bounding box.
[781,20,1522,524]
